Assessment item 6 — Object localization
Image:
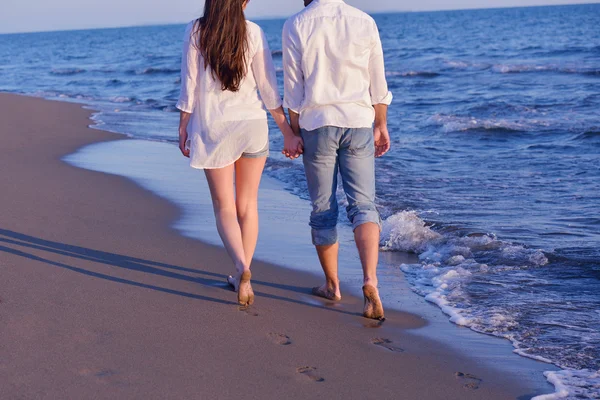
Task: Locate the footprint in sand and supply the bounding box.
[455,372,482,389]
[363,319,385,329]
[238,306,259,317]
[296,366,324,382]
[78,368,128,386]
[268,333,292,345]
[371,338,404,352]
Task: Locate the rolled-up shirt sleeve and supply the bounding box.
[369,23,393,106]
[251,28,283,111]
[282,20,304,113]
[176,22,199,113]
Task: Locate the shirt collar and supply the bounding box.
[313,0,345,4]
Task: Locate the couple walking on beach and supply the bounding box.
[177,0,392,319]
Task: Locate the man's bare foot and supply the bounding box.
[311,284,341,301]
[362,284,385,320]
[227,271,254,306]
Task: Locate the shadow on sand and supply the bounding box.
[0,228,362,317]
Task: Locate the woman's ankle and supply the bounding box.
[235,263,251,275]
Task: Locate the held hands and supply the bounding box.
[374,123,391,157]
[282,133,304,159]
[179,128,190,158]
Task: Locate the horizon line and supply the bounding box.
[0,2,596,36]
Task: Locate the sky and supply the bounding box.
[0,0,597,34]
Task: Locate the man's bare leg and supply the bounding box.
[314,242,342,301]
[354,222,384,319]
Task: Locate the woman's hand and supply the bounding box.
[179,128,190,158]
[178,111,192,158]
[268,106,303,160]
[283,133,304,159]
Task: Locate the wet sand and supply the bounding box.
[0,93,551,399]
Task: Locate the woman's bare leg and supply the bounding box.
[205,164,254,305]
[234,156,266,266]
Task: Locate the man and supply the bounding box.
[282,0,392,319]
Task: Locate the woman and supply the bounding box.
[177,0,303,306]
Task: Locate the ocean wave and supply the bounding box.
[62,55,89,61]
[380,211,441,252]
[443,59,599,77]
[400,238,551,334]
[130,67,180,75]
[430,114,535,132]
[387,71,441,78]
[571,130,600,141]
[397,227,549,326]
[57,93,95,101]
[492,63,600,77]
[50,68,86,76]
[532,369,600,400]
[111,96,135,103]
[442,60,491,70]
[93,68,117,74]
[144,54,175,61]
[383,209,600,399]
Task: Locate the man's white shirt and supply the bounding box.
[282,0,393,131]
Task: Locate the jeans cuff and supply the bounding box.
[311,227,338,246]
[351,211,382,232]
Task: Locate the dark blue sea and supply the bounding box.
[1,4,599,398]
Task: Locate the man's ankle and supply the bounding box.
[325,279,340,290]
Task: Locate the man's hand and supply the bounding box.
[282,134,304,159]
[373,124,390,157]
[179,128,190,158]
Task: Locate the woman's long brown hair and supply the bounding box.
[193,0,248,92]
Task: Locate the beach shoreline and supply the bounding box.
[0,92,554,399]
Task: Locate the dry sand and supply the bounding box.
[0,93,551,399]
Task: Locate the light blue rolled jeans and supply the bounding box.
[300,126,381,246]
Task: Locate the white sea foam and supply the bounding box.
[514,349,554,364]
[386,70,441,77]
[443,60,491,70]
[380,211,441,252]
[430,114,529,132]
[489,63,598,77]
[532,369,600,400]
[430,114,554,133]
[390,216,599,400]
[50,68,86,75]
[111,96,133,103]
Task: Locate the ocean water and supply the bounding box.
[1,4,599,398]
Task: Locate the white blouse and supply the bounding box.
[177,20,282,169]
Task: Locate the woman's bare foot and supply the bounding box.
[311,284,342,301]
[226,271,254,306]
[362,284,385,320]
[238,270,254,306]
